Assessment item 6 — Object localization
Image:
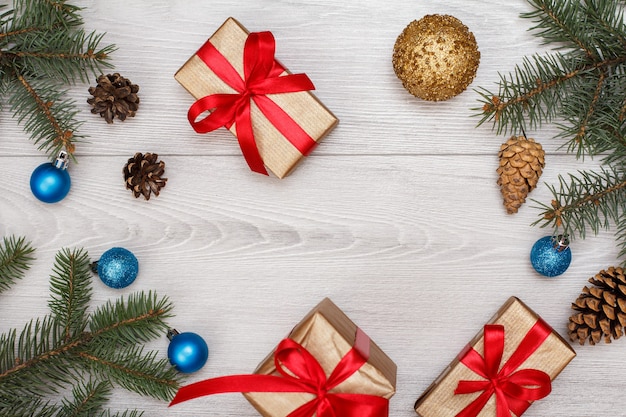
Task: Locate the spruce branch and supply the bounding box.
[477,0,626,264]
[48,247,92,342]
[0,0,115,159]
[0,235,34,294]
[532,166,626,236]
[0,243,184,416]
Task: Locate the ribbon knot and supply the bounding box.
[453,322,553,417]
[188,30,318,175]
[170,328,389,417]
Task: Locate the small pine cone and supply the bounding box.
[568,266,626,345]
[123,152,167,200]
[497,135,545,214]
[87,73,140,123]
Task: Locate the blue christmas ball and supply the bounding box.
[30,162,71,203]
[167,330,209,373]
[96,247,139,289]
[530,235,572,277]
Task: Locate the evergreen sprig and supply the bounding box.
[0,235,34,294]
[0,0,115,159]
[477,0,626,265]
[0,238,183,416]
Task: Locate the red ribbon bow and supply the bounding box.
[188,30,318,175]
[453,321,553,417]
[170,328,389,417]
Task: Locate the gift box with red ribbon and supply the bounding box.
[170,298,397,417]
[175,17,338,178]
[414,297,576,417]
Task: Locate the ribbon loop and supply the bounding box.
[454,321,553,417]
[170,328,389,417]
[188,30,318,175]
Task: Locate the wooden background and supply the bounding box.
[1,0,622,416]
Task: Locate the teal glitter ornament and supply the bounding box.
[30,151,71,203]
[91,247,139,288]
[167,329,209,373]
[530,235,571,277]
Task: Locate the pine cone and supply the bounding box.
[497,135,545,214]
[123,152,167,200]
[568,266,626,345]
[87,73,140,123]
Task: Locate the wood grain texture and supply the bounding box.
[1,1,624,416]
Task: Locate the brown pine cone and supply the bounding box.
[123,152,167,200]
[87,73,140,123]
[497,135,545,214]
[568,266,626,345]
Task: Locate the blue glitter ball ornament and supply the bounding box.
[94,247,139,289]
[30,151,71,203]
[167,329,209,373]
[530,235,572,277]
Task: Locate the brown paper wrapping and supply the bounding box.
[244,298,397,417]
[175,17,338,179]
[414,297,576,417]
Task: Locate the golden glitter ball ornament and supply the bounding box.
[392,14,480,101]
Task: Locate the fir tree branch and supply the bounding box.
[59,379,111,417]
[0,316,76,389]
[0,396,59,417]
[10,0,82,30]
[78,345,180,401]
[48,248,92,343]
[477,54,626,135]
[0,0,115,159]
[533,166,626,239]
[7,71,82,156]
[88,291,174,347]
[7,30,115,83]
[0,235,34,294]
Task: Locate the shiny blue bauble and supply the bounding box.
[167,331,209,373]
[30,162,71,203]
[96,247,139,289]
[530,236,572,277]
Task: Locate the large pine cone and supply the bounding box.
[568,266,626,345]
[88,73,140,123]
[123,152,167,200]
[497,135,545,214]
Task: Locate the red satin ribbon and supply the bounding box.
[188,30,318,175]
[170,328,389,417]
[453,321,553,417]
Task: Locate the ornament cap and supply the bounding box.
[167,328,180,341]
[552,234,570,252]
[54,150,69,170]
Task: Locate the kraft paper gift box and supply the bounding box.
[414,296,576,417]
[170,298,397,417]
[244,297,397,416]
[175,17,338,178]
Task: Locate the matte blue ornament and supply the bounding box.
[30,151,71,203]
[530,235,572,277]
[92,247,139,289]
[167,329,209,373]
